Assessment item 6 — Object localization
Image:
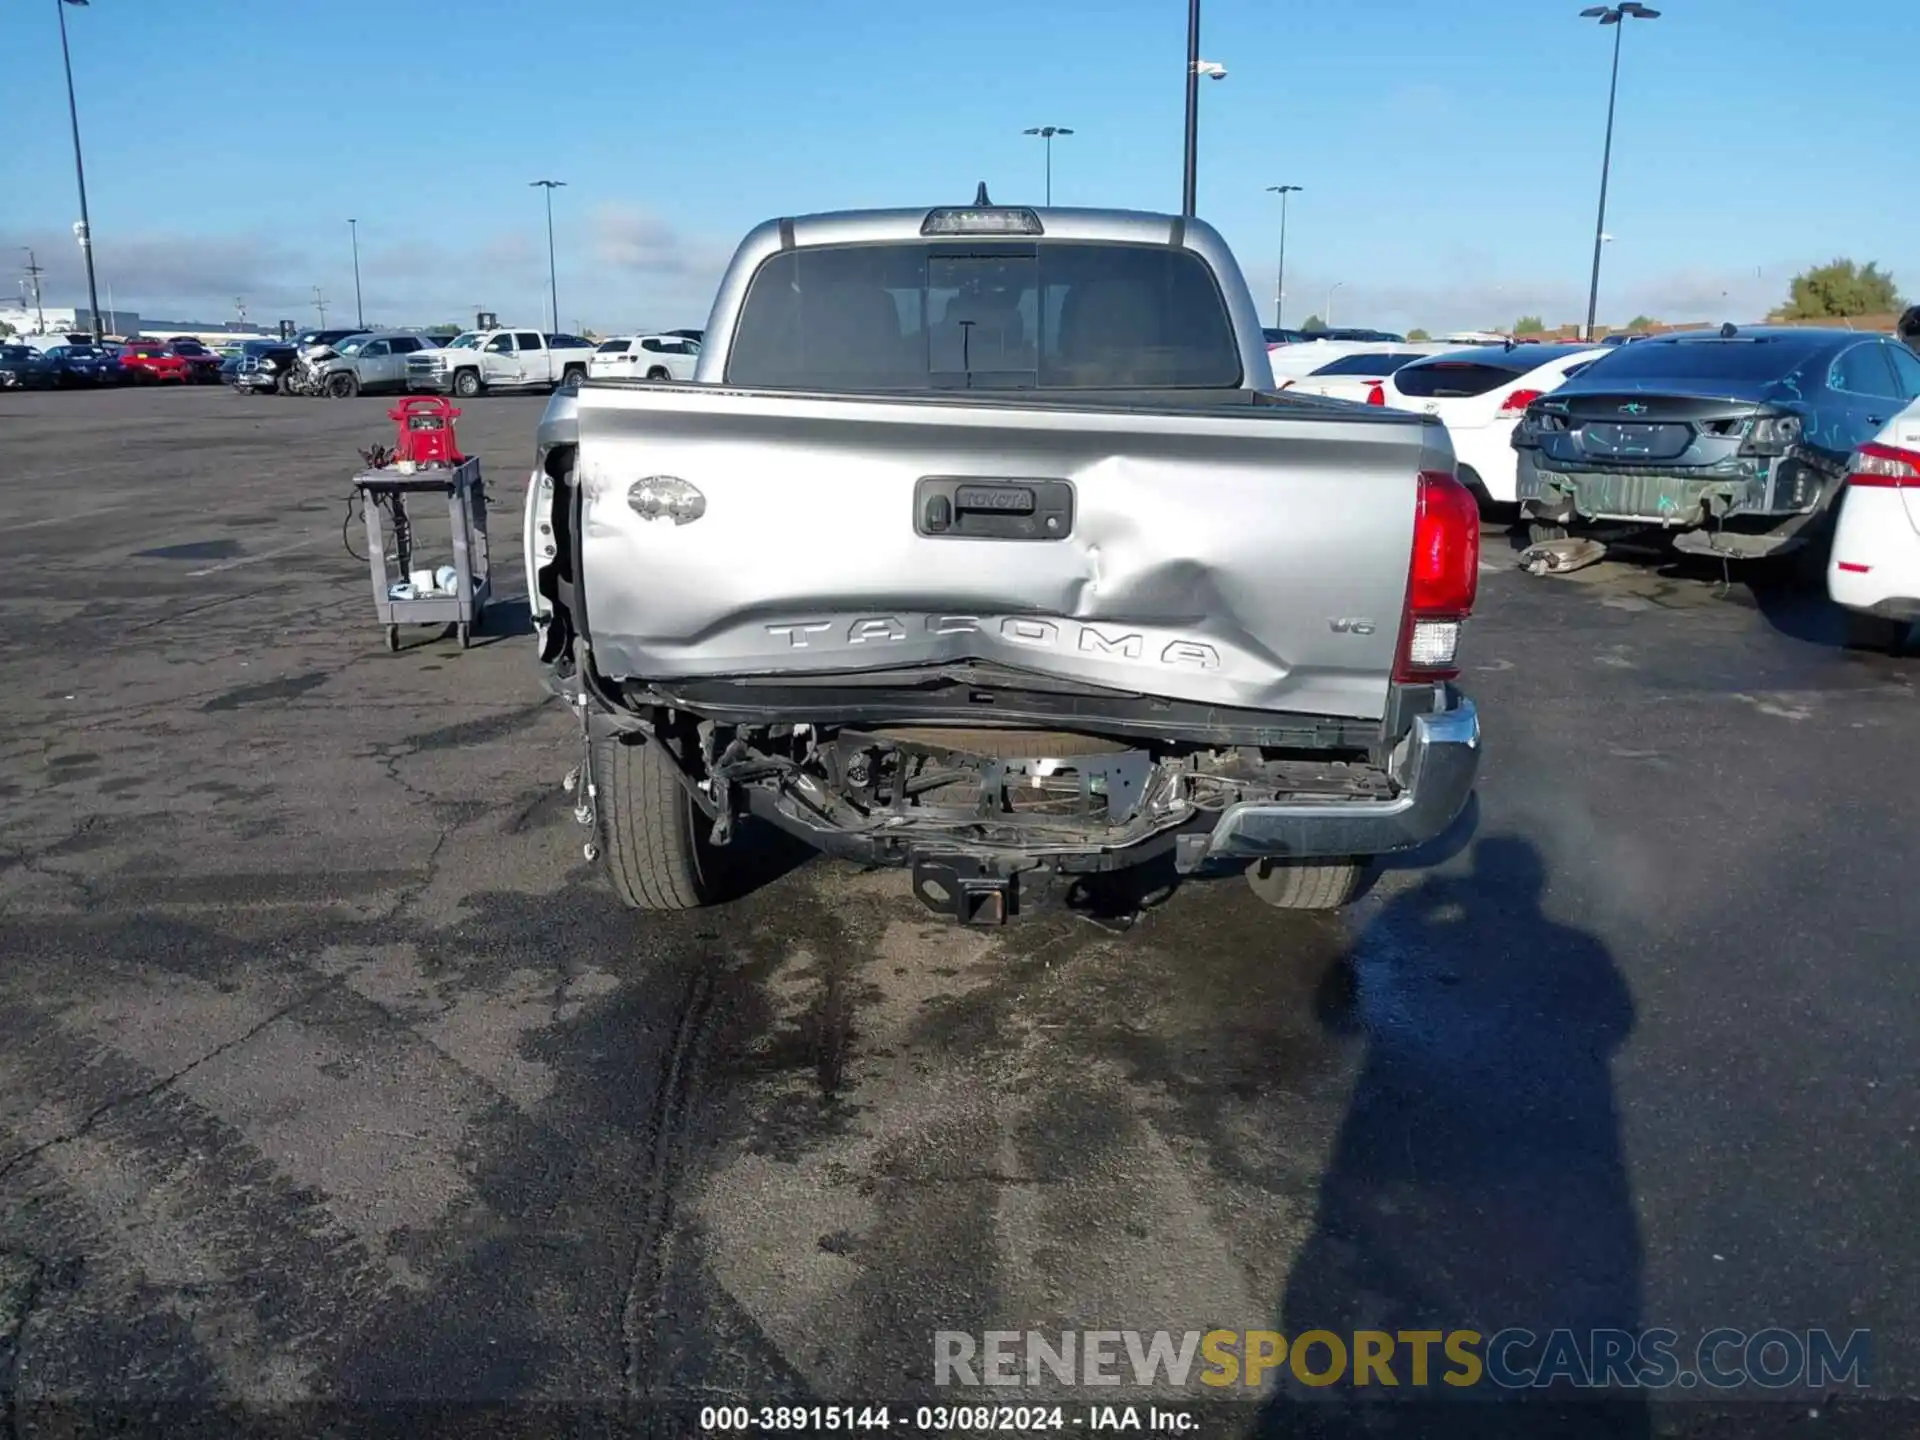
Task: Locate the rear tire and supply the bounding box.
[1247,857,1364,911]
[646,366,670,381]
[1842,610,1910,654]
[326,371,360,399]
[560,364,586,390]
[592,732,725,910]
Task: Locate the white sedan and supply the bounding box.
[1827,396,1920,652]
[1382,343,1608,507]
[1264,339,1393,385]
[1275,343,1469,403]
[588,333,701,382]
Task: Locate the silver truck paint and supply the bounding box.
[568,381,1449,720]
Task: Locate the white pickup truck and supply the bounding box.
[525,194,1483,924]
[405,328,594,397]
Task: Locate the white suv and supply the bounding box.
[587,333,701,383]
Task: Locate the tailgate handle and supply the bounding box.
[916,477,1073,541]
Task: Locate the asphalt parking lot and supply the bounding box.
[0,386,1915,1436]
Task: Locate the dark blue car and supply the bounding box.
[1513,326,1920,559]
[43,343,124,386]
[0,344,56,389]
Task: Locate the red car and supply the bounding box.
[117,340,191,384]
[167,337,225,384]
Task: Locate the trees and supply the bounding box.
[1513,315,1547,336]
[1300,314,1326,334]
[1406,327,1431,342]
[1624,314,1658,332]
[1770,260,1902,321]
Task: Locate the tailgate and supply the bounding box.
[569,386,1443,720]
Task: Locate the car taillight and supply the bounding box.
[1393,469,1480,683]
[1846,441,1920,488]
[1497,387,1544,415]
[1366,383,1385,406]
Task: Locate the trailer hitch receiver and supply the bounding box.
[912,856,1015,925]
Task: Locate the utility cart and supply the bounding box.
[355,456,491,650]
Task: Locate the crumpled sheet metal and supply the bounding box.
[1519,538,1608,576]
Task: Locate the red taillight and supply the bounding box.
[1497,387,1544,415]
[1848,441,1920,489]
[1366,383,1385,406]
[1393,470,1480,683]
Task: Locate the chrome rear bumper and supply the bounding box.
[1197,695,1480,863]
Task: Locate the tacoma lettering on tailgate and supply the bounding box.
[764,615,1222,670]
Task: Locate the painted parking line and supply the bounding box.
[13,501,131,532]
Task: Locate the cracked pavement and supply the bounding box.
[0,387,1916,1437]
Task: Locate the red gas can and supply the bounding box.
[388,397,467,467]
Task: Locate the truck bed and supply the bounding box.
[556,380,1453,722]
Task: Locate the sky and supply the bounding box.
[2,0,1914,336]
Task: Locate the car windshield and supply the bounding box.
[1579,335,1830,384]
[1,347,35,361]
[445,333,481,349]
[728,240,1243,390]
[173,342,210,355]
[335,338,367,356]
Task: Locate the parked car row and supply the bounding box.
[219,328,619,399]
[3,324,710,400]
[0,335,233,388]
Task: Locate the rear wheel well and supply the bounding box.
[534,443,580,666]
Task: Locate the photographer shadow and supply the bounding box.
[1254,836,1647,1439]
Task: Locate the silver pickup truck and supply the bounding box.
[523,194,1483,922]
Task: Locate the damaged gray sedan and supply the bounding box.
[1514,326,1920,560]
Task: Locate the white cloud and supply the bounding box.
[1267,259,1805,334]
[0,215,731,333]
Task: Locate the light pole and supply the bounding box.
[22,249,47,334]
[348,219,364,329]
[1022,126,1073,205]
[1326,282,1344,328]
[1580,3,1659,341]
[530,180,566,333]
[1266,185,1302,329]
[1180,0,1227,216]
[56,0,104,341]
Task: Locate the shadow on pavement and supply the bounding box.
[1255,836,1646,1439]
[470,597,537,645]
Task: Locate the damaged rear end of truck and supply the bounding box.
[524,202,1482,921]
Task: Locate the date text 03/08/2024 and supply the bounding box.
[698,1404,1196,1433]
